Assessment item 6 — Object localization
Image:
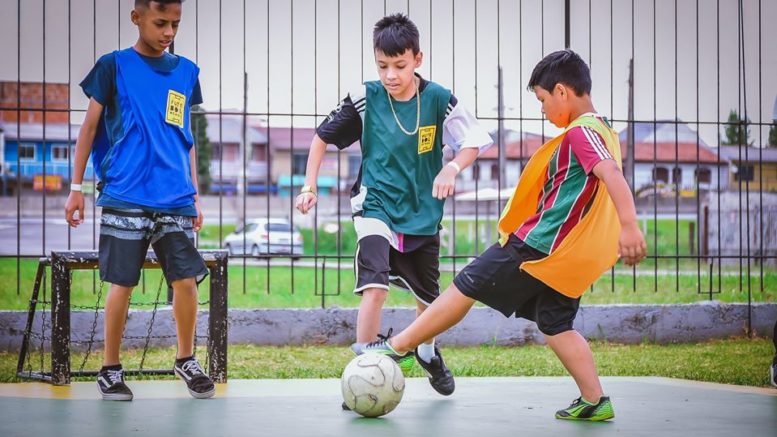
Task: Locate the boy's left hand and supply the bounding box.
[433,164,458,199]
[192,200,204,232]
[619,222,647,266]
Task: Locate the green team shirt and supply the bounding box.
[316,74,492,236]
[357,79,450,235]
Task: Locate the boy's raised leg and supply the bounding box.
[390,284,474,353]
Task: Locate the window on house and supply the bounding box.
[292,153,308,175]
[19,143,36,160]
[51,144,70,161]
[672,167,682,184]
[652,166,668,183]
[490,163,500,181]
[251,143,267,161]
[694,168,711,184]
[471,163,480,180]
[735,165,754,182]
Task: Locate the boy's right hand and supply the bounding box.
[65,191,85,227]
[295,192,317,215]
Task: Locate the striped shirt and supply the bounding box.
[516,116,613,254]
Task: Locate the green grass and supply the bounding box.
[4,338,774,387]
[1,258,774,310]
[197,218,702,258]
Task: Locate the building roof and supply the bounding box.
[253,125,361,154]
[717,145,777,163]
[2,122,80,142]
[485,125,722,164]
[480,130,548,159]
[619,121,721,164]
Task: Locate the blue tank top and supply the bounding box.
[92,48,199,209]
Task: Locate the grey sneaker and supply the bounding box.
[174,357,215,399]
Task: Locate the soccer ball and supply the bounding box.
[341,353,405,418]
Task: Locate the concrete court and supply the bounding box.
[0,377,774,437]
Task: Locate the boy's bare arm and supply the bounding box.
[433,147,478,200]
[295,134,328,214]
[64,98,103,227]
[189,145,203,231]
[591,159,647,266]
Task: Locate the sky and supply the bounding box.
[0,0,775,147]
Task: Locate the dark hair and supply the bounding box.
[135,0,183,8]
[373,13,420,57]
[527,49,591,97]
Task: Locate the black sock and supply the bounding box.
[100,363,122,372]
[176,355,194,365]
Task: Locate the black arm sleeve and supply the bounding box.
[316,94,363,150]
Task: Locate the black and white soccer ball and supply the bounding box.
[341,353,405,418]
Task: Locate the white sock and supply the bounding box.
[416,340,436,363]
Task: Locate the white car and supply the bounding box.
[224,218,304,258]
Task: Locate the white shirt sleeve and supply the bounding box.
[442,104,494,155]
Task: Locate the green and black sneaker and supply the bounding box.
[362,335,414,373]
[555,396,614,421]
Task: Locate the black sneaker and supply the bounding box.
[415,345,455,396]
[771,358,777,388]
[174,357,215,399]
[97,365,133,401]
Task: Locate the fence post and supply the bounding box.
[207,251,228,383]
[50,252,71,385]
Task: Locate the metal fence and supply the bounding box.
[0,0,775,333]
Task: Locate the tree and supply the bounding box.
[723,109,752,146]
[191,105,212,194]
[769,123,777,147]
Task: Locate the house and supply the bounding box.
[463,129,548,191]
[619,121,727,195]
[1,121,93,191]
[205,114,270,193]
[0,81,89,193]
[717,145,777,192]
[255,125,362,196]
[459,121,726,200]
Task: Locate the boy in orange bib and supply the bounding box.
[363,49,647,421]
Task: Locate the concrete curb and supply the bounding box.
[1,302,775,352]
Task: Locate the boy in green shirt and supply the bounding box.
[296,14,492,400]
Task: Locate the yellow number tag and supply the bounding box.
[165,90,186,128]
[418,125,436,154]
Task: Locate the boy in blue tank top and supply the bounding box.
[65,0,214,401]
[296,14,492,403]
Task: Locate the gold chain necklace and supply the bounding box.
[386,79,420,136]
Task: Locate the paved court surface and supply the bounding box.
[0,377,774,436]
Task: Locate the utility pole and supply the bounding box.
[497,66,506,191]
[625,59,635,187]
[236,72,248,226]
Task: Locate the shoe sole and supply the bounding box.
[97,383,133,401]
[555,414,614,422]
[174,368,216,399]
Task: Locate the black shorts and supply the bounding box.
[98,208,208,288]
[453,234,580,336]
[354,233,440,306]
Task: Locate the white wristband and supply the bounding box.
[70,183,82,192]
[446,161,462,174]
